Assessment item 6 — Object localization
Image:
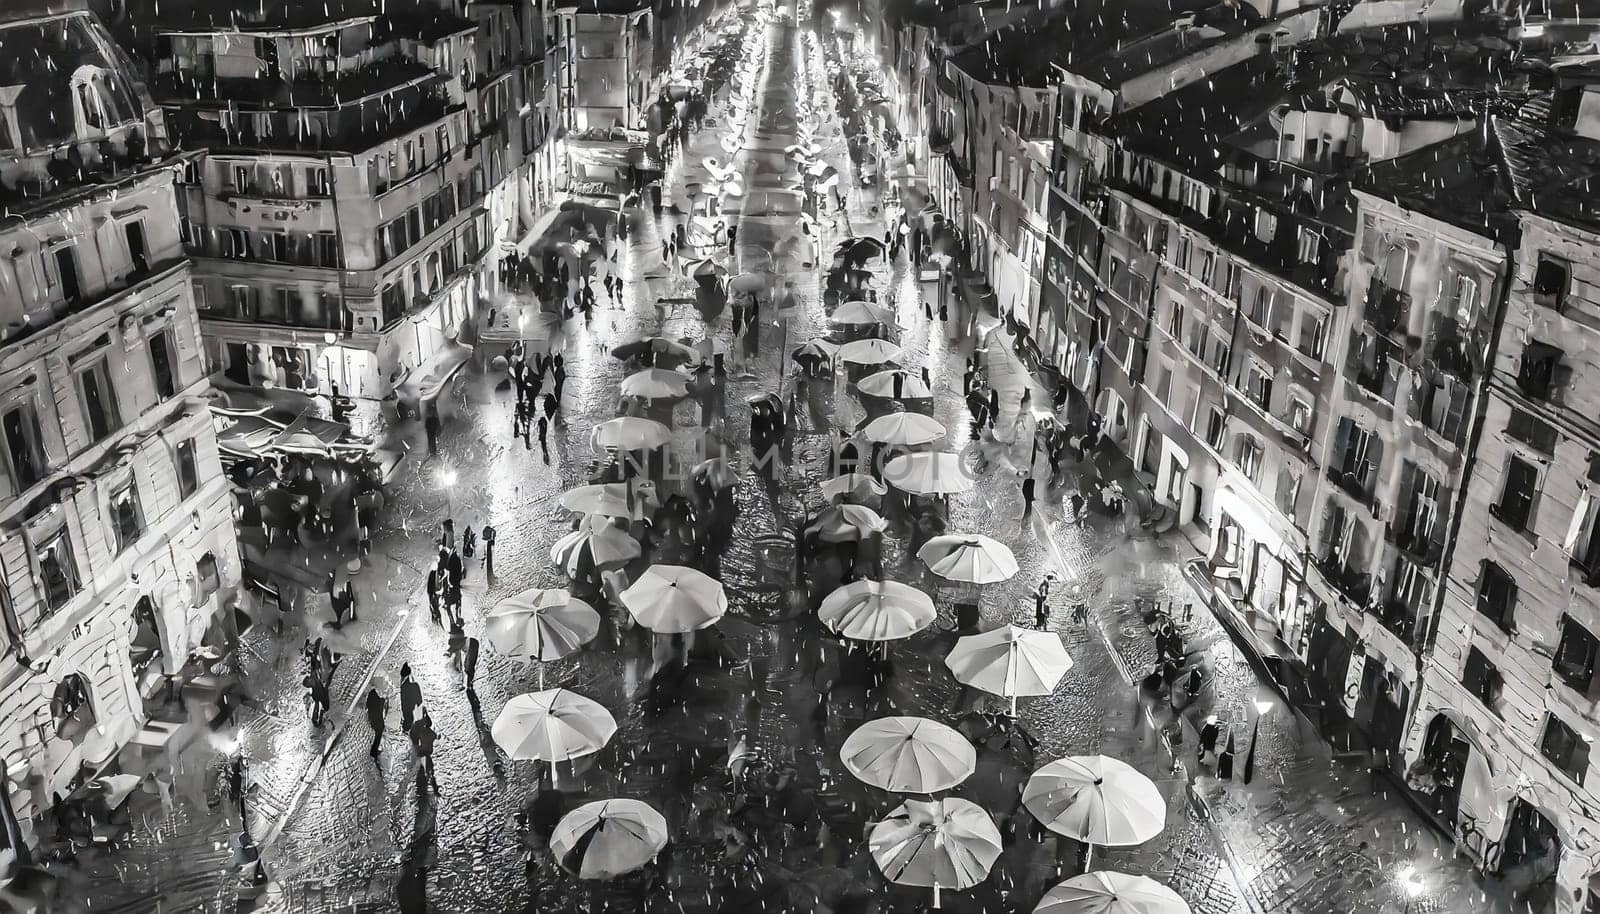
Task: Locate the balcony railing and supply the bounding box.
[1366,277,1411,338]
[1373,600,1423,651]
[1315,551,1373,605]
[1327,463,1376,506]
[1387,521,1443,569]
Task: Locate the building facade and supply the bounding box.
[147,4,488,398]
[0,5,238,839]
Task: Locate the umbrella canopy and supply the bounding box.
[620,368,691,400]
[918,535,1019,584]
[840,716,976,793]
[806,503,887,543]
[620,564,728,633]
[863,413,945,447]
[946,625,1073,701]
[485,588,601,661]
[1034,872,1192,914]
[560,483,634,517]
[729,272,771,292]
[1023,755,1167,846]
[613,337,699,364]
[859,370,933,399]
[818,580,936,641]
[835,236,887,260]
[820,472,887,503]
[686,258,727,280]
[793,339,840,364]
[592,417,672,452]
[838,338,903,365]
[491,689,617,762]
[551,517,643,574]
[693,457,738,490]
[884,452,974,495]
[832,300,895,325]
[551,799,669,880]
[869,798,1002,894]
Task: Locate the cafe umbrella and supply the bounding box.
[945,624,1073,716]
[1023,755,1167,866]
[619,564,728,633]
[818,579,937,642]
[1033,871,1193,914]
[550,799,669,880]
[840,716,975,793]
[868,798,1002,909]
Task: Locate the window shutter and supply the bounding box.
[1566,493,1593,557]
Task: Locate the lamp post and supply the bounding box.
[440,468,457,524]
[1242,698,1272,785]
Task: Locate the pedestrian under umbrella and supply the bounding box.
[550,799,669,880]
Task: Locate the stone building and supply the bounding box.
[552,0,654,134]
[142,0,487,399]
[0,3,238,838]
[1404,87,1600,911]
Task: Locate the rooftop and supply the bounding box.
[0,11,151,154]
[1493,92,1600,231]
[1357,130,1518,238]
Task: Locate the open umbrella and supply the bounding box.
[793,339,840,368]
[551,799,669,880]
[693,457,739,490]
[820,472,888,504]
[620,564,728,632]
[818,580,936,641]
[1023,755,1166,849]
[859,370,933,399]
[832,300,895,325]
[838,338,903,365]
[730,271,771,292]
[869,798,1002,909]
[863,413,945,447]
[884,452,974,495]
[592,417,672,452]
[836,236,887,264]
[492,689,617,762]
[946,625,1073,715]
[485,588,601,662]
[1034,872,1192,914]
[918,535,1018,584]
[840,716,976,793]
[551,517,643,575]
[620,368,691,400]
[559,483,635,517]
[687,258,728,281]
[806,503,887,543]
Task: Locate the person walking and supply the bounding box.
[482,524,496,575]
[537,415,550,462]
[227,754,248,818]
[727,222,738,256]
[543,392,559,425]
[425,565,442,626]
[365,687,388,759]
[1034,577,1053,629]
[412,714,440,795]
[1021,473,1037,519]
[464,635,481,694]
[553,355,567,402]
[397,664,423,732]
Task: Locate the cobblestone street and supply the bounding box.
[54,10,1506,914]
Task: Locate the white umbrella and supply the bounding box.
[863,413,945,447]
[818,580,936,641]
[559,483,634,517]
[918,535,1018,584]
[1023,755,1167,849]
[550,517,642,575]
[869,798,1002,909]
[859,370,933,399]
[591,417,672,452]
[945,625,1073,715]
[620,368,690,400]
[485,588,601,662]
[492,689,616,763]
[884,452,973,495]
[838,338,903,365]
[1034,872,1192,914]
[620,564,728,633]
[820,472,888,504]
[806,503,887,543]
[551,799,669,880]
[840,716,976,793]
[832,300,894,325]
[729,271,771,292]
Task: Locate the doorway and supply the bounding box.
[124,221,149,275]
[225,342,251,385]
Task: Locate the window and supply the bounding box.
[1492,456,1539,531]
[1297,310,1329,360]
[1222,261,1243,300]
[108,477,142,553]
[1462,646,1502,710]
[175,437,198,498]
[1476,560,1517,633]
[148,330,177,400]
[1204,407,1226,450]
[1505,407,1557,454]
[1274,466,1301,516]
[1297,226,1322,264]
[1534,253,1569,310]
[1151,362,1172,404]
[1248,285,1273,327]
[1171,234,1191,271]
[1245,364,1273,411]
[48,246,82,303]
[1540,714,1589,785]
[1,402,45,492]
[36,530,79,615]
[194,552,221,606]
[1555,615,1600,693]
[232,164,253,193]
[77,357,120,443]
[1236,436,1263,480]
[405,140,416,175]
[1198,249,1216,287]
[1517,341,1563,401]
[1447,271,1481,326]
[1287,396,1313,435]
[226,228,250,259]
[306,166,330,196]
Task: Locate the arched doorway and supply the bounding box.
[1500,797,1560,909]
[1407,714,1470,825]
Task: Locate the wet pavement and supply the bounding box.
[46,11,1506,914]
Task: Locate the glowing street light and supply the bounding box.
[1242,697,1273,785]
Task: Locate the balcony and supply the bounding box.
[1315,551,1373,606]
[1365,278,1411,339]
[1386,522,1442,570]
[154,58,439,110]
[1373,600,1423,650]
[1326,463,1376,507]
[166,88,457,155]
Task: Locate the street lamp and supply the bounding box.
[1242,698,1272,785]
[440,468,457,522]
[1398,864,1426,914]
